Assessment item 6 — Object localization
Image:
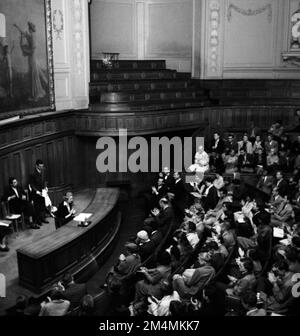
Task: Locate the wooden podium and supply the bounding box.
[17,188,121,294]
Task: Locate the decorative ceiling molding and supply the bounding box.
[227,3,272,23]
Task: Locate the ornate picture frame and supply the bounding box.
[0,0,55,120]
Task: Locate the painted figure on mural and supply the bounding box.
[0,13,13,99]
[14,21,47,102]
[291,3,300,49]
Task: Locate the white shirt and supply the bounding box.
[148,291,180,316]
[186,232,200,249]
[204,184,213,197]
[11,187,19,198]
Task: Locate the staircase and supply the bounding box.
[89,60,209,112]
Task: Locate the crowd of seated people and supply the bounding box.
[7,272,91,316]
[5,161,300,316]
[191,120,300,180]
[100,159,300,316]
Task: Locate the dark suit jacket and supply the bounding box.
[163,174,174,192]
[276,179,288,197]
[2,185,27,214]
[150,230,163,247]
[63,283,87,310]
[256,175,274,196]
[138,241,156,262]
[55,201,74,228]
[155,205,174,232]
[28,169,46,199]
[212,138,225,154]
[203,185,219,211]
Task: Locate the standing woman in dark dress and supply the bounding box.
[55,192,76,229]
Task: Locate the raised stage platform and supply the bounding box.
[0,188,121,314]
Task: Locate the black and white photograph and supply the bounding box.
[0,0,300,325]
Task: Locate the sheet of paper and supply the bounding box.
[279,239,289,246]
[6,214,21,220]
[73,213,92,222]
[273,227,284,238]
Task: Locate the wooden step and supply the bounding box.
[89,98,207,112]
[91,70,181,82]
[90,59,166,71]
[99,89,206,103]
[89,79,192,94]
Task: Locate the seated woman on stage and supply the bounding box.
[55,192,76,229]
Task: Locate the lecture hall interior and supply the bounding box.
[0,0,300,317]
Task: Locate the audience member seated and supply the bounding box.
[184,222,200,249]
[292,181,300,220]
[224,149,238,174]
[172,260,215,300]
[253,135,264,154]
[213,172,225,193]
[237,148,254,173]
[266,148,279,173]
[265,133,278,154]
[188,145,209,173]
[55,192,76,229]
[39,286,70,316]
[270,196,294,228]
[134,251,172,302]
[211,131,225,155]
[238,134,253,155]
[241,291,266,316]
[136,230,156,262]
[253,148,267,174]
[61,272,87,311]
[224,134,238,156]
[217,258,256,299]
[143,198,174,235]
[147,281,180,316]
[256,169,274,197]
[106,243,141,293]
[269,120,284,142]
[256,258,295,315]
[201,176,219,212]
[2,177,37,229]
[274,171,288,197]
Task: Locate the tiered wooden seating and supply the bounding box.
[89,60,209,112]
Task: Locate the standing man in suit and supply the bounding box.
[2,177,38,229]
[170,172,188,220]
[275,171,288,197]
[211,132,225,155]
[61,273,87,311]
[28,159,48,226]
[202,176,219,212]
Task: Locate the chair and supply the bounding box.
[1,200,25,235]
